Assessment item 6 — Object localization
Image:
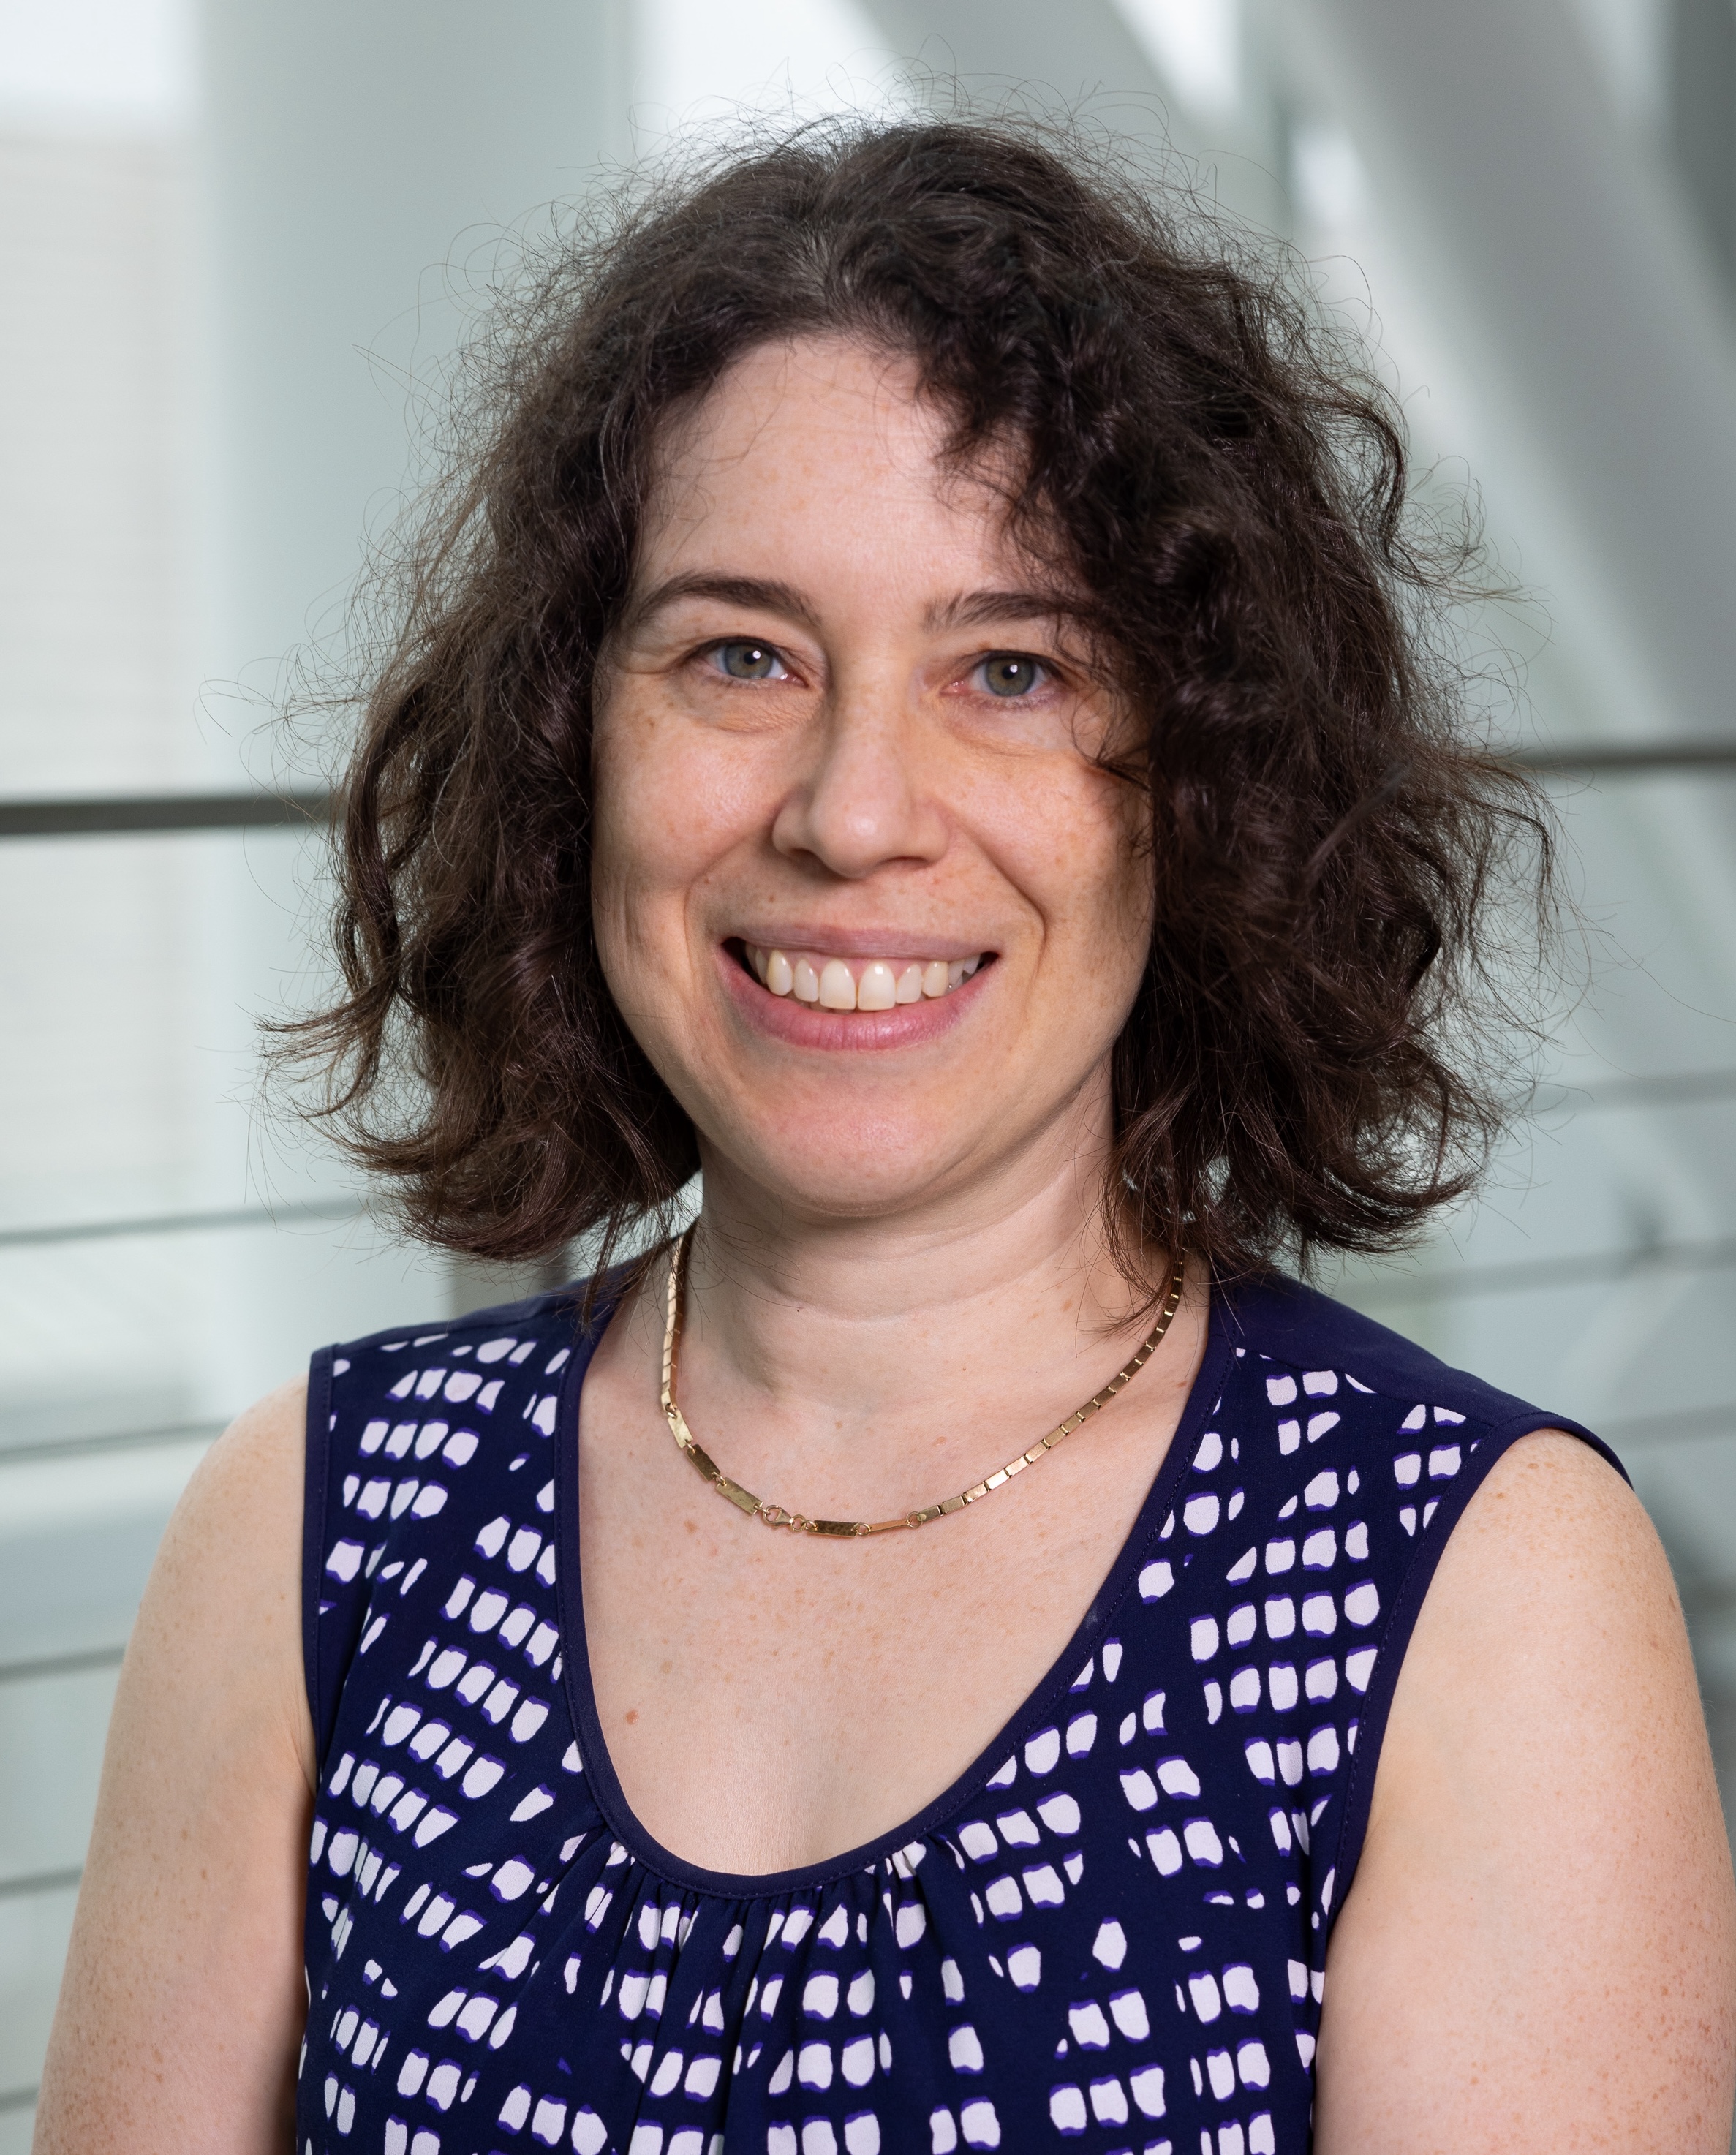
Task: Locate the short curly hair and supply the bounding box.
[284,113,1548,1292]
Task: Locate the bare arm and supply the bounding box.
[1316,1431,1736,2153]
[32,1380,317,2154]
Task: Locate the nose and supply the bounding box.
[769,676,949,880]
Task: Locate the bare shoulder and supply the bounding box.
[159,1374,310,1608]
[1438,1424,1669,1606]
[32,1378,316,2154]
[182,1370,309,1534]
[1316,1429,1736,2153]
[1390,1430,1714,1793]
[137,1374,314,1773]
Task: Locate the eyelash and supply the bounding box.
[697,640,1063,697]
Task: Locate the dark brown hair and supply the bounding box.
[284,113,1549,1291]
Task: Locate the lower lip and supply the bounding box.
[719,948,992,1050]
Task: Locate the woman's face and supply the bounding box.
[592,335,1154,1226]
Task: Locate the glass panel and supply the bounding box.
[0,131,203,796]
[1333,770,1736,1822]
[4,0,1735,2129]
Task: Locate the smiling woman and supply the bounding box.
[587,333,1155,1275]
[278,120,1535,1291]
[32,117,1736,2155]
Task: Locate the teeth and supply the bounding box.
[745,946,988,1009]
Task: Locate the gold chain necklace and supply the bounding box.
[660,1224,1186,1538]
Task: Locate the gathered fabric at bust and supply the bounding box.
[297,1270,1612,2155]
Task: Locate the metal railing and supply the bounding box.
[1,736,1736,843]
[0,790,330,837]
[0,1199,363,1251]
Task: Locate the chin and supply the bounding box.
[709,1119,978,1223]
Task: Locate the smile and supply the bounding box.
[743,946,986,1011]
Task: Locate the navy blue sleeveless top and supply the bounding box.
[298,1270,1615,2155]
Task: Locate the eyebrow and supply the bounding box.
[622,573,819,635]
[921,586,1090,634]
[622,572,1089,640]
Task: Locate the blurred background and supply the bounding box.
[2,0,1735,2129]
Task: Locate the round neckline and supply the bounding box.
[552,1273,1233,1901]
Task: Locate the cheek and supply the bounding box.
[1079,842,1155,1022]
[589,698,680,987]
[593,695,714,897]
[1076,763,1153,937]
[589,694,766,972]
[1022,790,1152,1039]
[985,763,1151,956]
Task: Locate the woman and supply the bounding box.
[36,120,1734,2153]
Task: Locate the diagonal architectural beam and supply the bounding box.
[1280,0,1736,741]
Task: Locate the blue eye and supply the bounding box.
[978,653,1045,698]
[716,641,782,680]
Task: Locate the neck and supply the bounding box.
[673,1076,1167,1448]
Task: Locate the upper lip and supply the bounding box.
[729,928,997,961]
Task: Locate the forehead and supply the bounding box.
[638,335,1028,588]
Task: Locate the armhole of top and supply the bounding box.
[1321,1412,1627,1948]
[302,1343,336,1767]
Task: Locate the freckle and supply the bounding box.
[684,1517,698,1533]
[660,1658,673,1675]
